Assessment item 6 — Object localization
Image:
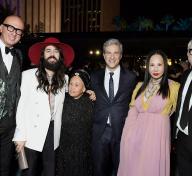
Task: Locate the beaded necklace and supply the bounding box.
[144,79,161,101]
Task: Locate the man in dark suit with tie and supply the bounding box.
[174,39,192,176]
[0,15,24,176]
[91,38,137,176]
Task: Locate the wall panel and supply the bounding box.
[0,0,61,32]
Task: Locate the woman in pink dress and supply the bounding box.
[117,50,179,176]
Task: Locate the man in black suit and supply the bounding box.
[91,38,137,176]
[0,15,24,176]
[174,39,192,176]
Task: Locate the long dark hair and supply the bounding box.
[36,47,67,94]
[136,49,170,99]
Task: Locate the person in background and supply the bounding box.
[91,38,137,176]
[12,37,74,176]
[168,63,183,83]
[56,69,93,176]
[180,60,190,73]
[174,39,192,176]
[0,15,24,176]
[118,50,179,176]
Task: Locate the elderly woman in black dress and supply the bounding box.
[56,69,93,176]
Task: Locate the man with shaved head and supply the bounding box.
[0,15,24,175]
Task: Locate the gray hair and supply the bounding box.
[187,39,192,49]
[103,38,123,54]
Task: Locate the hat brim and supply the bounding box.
[28,42,75,67]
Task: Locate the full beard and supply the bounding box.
[42,58,61,71]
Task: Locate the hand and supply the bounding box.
[86,90,96,101]
[15,141,26,153]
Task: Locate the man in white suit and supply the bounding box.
[12,37,75,176]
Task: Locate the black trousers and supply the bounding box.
[176,130,192,176]
[0,128,17,176]
[92,125,120,176]
[22,121,55,176]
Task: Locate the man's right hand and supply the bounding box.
[14,141,26,153]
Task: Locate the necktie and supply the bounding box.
[180,80,192,131]
[109,72,114,102]
[5,47,16,56]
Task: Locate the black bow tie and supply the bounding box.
[5,47,16,56]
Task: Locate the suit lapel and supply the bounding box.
[98,70,109,100]
[113,67,126,101]
[177,70,191,110]
[175,70,192,122]
[0,50,8,76]
[0,49,21,77]
[9,54,19,76]
[98,67,126,102]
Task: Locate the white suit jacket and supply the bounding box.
[13,68,68,152]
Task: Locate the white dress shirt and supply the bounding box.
[104,65,120,97]
[0,39,13,73]
[104,65,120,124]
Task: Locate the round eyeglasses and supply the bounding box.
[2,23,24,36]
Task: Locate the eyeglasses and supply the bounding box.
[188,49,192,55]
[2,23,24,36]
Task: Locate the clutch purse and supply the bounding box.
[17,148,28,170]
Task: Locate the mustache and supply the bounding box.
[47,56,57,61]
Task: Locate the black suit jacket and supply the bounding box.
[91,66,137,142]
[0,49,22,134]
[173,69,191,138]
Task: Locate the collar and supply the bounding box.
[0,39,14,54]
[105,65,120,75]
[0,39,6,54]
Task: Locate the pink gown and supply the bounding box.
[117,92,172,176]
